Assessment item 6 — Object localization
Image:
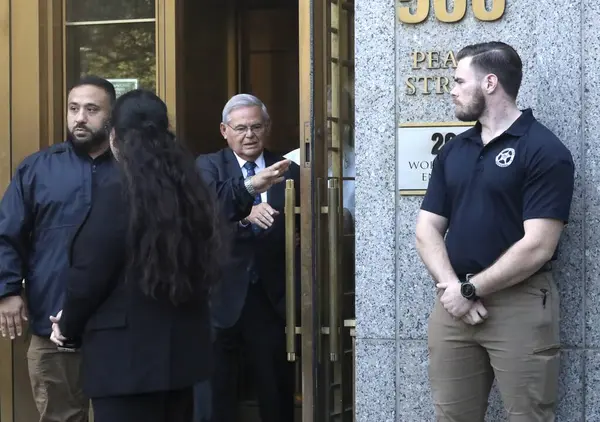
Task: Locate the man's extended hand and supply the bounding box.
[0,295,28,339]
[246,203,280,229]
[250,159,291,194]
[437,281,472,318]
[49,310,66,346]
[461,300,488,325]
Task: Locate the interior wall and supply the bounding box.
[180,0,231,156]
[242,6,299,157]
[180,0,299,158]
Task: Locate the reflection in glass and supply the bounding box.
[66,0,155,22]
[66,23,156,95]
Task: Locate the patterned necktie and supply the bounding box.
[243,162,261,284]
[243,161,262,235]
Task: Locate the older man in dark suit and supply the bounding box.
[196,94,300,422]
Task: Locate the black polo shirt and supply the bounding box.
[421,109,575,276]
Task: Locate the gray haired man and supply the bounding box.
[195,94,299,422]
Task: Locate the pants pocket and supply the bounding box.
[27,352,49,416]
[529,344,561,406]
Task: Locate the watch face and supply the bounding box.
[461,282,475,299]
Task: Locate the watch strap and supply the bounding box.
[244,176,256,196]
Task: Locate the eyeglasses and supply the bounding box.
[225,123,266,135]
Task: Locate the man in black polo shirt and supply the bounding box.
[416,41,574,421]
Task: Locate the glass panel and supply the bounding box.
[66,0,155,22]
[66,23,156,95]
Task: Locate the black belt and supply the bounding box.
[457,261,553,283]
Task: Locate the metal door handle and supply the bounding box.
[328,178,340,362]
[284,179,297,362]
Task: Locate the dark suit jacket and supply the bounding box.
[58,181,212,399]
[196,148,300,328]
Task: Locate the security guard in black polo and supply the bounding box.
[415,41,574,422]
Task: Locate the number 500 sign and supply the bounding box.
[398,0,505,24]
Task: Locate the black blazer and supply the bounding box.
[196,148,300,328]
[58,181,212,399]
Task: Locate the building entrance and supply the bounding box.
[0,1,356,421]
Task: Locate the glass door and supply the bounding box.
[289,1,355,420]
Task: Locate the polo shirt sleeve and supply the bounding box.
[522,144,574,223]
[421,154,451,218]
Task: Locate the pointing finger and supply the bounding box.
[273,159,291,169]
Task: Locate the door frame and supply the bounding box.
[156,0,183,132]
[297,0,331,420]
[0,1,188,420]
[0,1,64,421]
[298,0,322,418]
[0,0,352,420]
[297,1,356,420]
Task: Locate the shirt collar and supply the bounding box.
[66,139,113,161]
[465,108,535,141]
[505,108,535,136]
[233,151,265,170]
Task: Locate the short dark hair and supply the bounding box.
[456,42,523,100]
[70,75,117,105]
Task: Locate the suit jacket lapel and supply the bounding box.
[224,148,243,179]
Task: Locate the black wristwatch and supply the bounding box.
[460,275,478,301]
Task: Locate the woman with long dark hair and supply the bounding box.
[49,89,219,422]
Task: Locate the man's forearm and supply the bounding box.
[416,226,457,285]
[470,238,552,297]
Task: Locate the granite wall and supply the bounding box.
[354,0,595,420]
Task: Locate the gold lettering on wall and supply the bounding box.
[398,0,429,24]
[472,0,505,21]
[406,51,456,95]
[405,76,452,95]
[411,51,456,70]
[398,0,505,24]
[433,0,466,23]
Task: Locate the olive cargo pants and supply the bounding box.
[27,334,89,422]
[428,272,560,421]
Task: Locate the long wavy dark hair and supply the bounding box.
[110,89,219,305]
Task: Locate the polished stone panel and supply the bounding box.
[355,339,395,422]
[583,0,600,349]
[355,0,397,340]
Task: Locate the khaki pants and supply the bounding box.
[428,272,560,422]
[27,335,89,422]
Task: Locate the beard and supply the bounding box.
[455,88,486,122]
[67,121,109,153]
